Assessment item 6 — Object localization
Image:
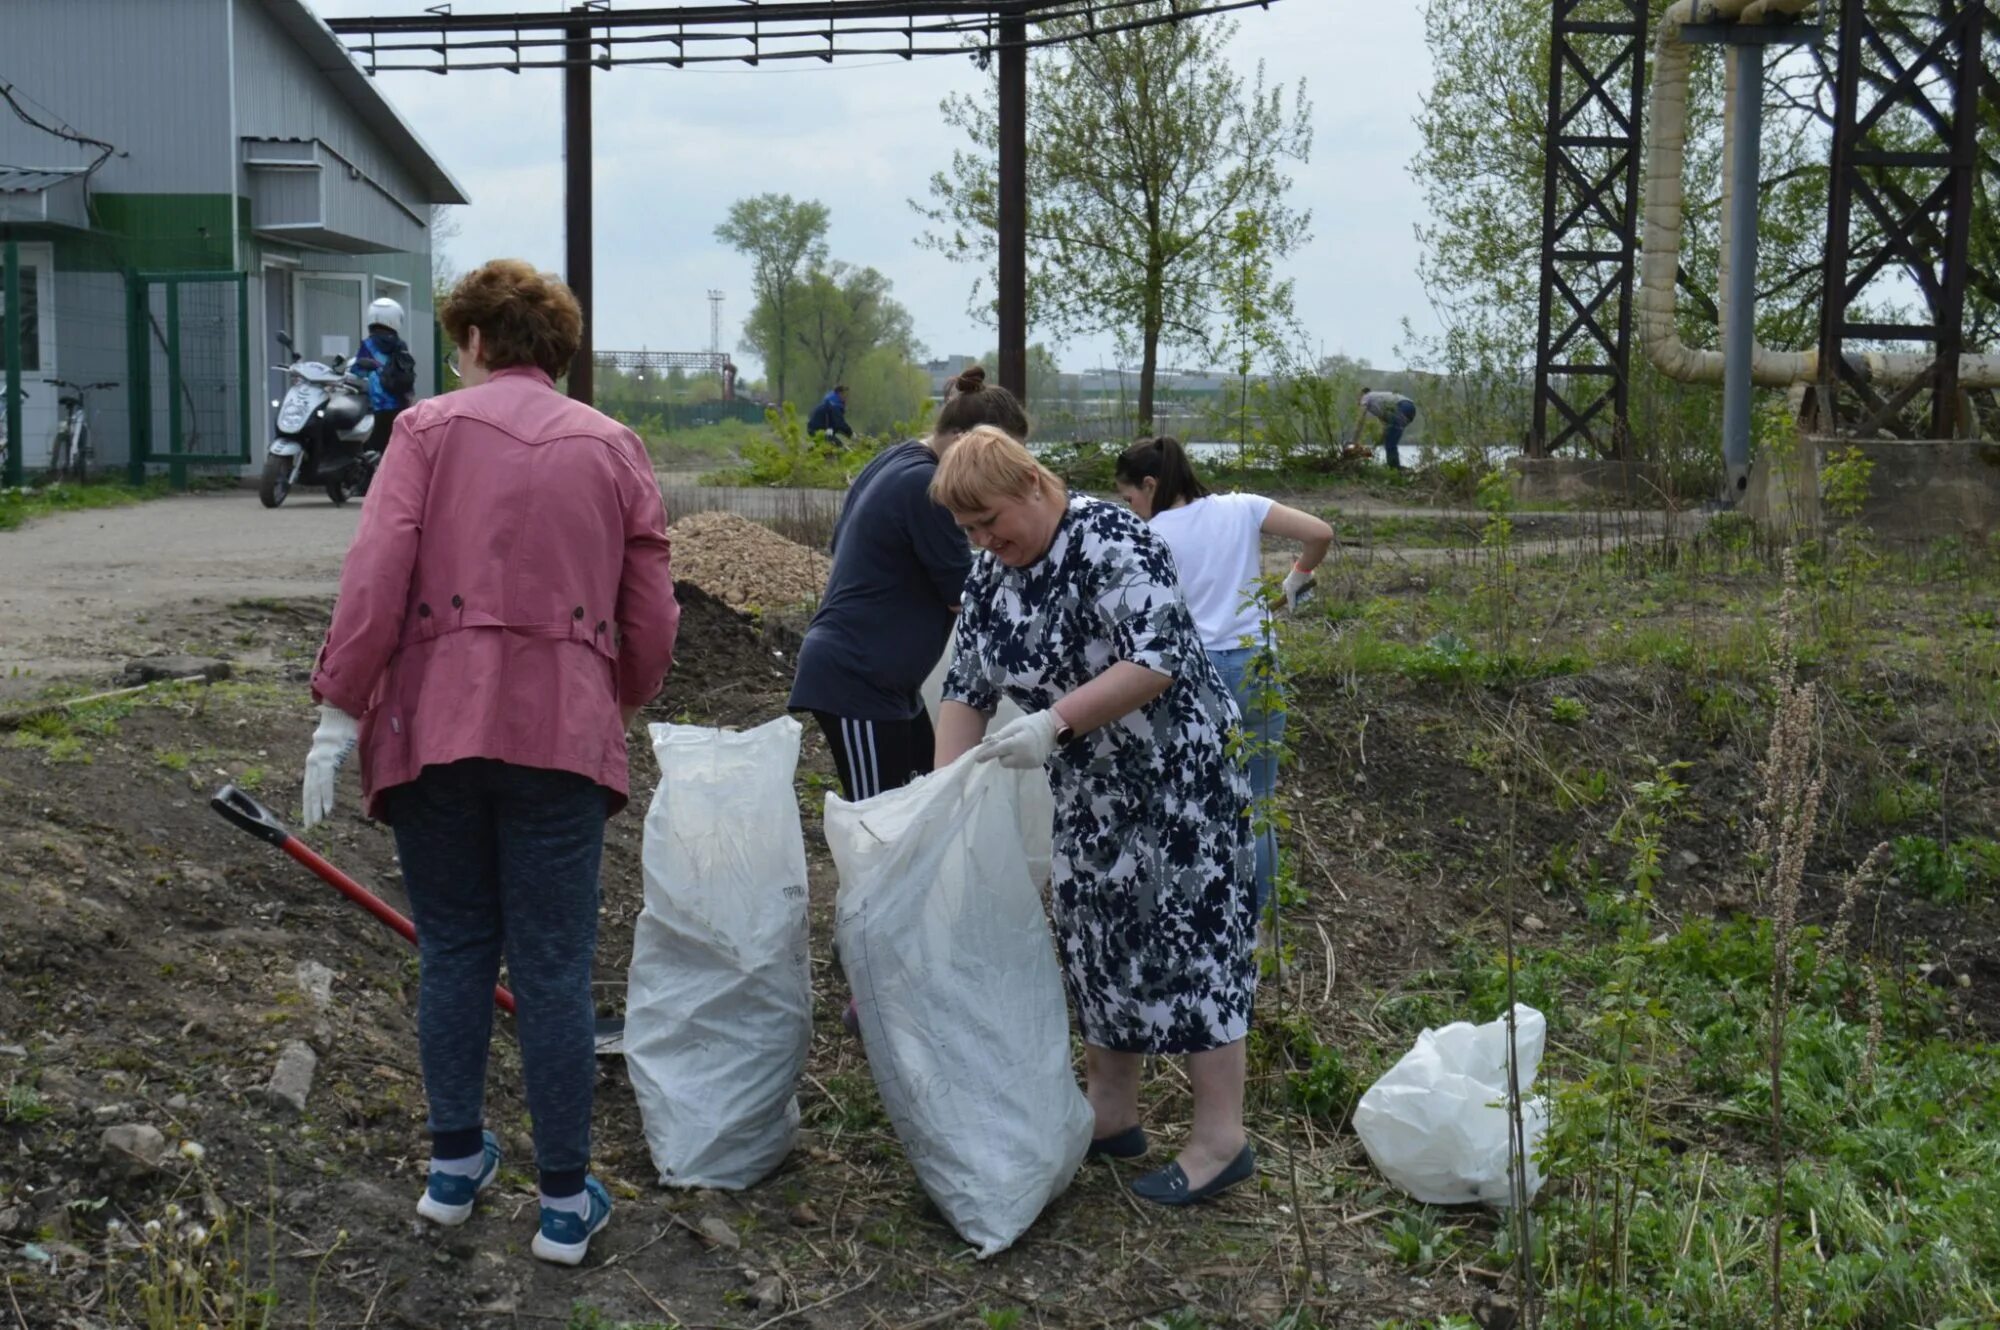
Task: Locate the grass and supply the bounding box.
[1410,903,2000,1326]
[0,476,218,532]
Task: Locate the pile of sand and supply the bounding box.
[669,511,831,609]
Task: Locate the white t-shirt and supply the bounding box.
[1147,492,1275,652]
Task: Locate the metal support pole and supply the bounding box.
[996,2,1028,404]
[127,275,149,487]
[236,275,253,466]
[1931,0,1984,438]
[1817,0,1866,433]
[2,235,21,490]
[165,280,186,490]
[564,7,594,406]
[1720,40,1762,500]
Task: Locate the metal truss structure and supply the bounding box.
[1816,0,1994,439]
[326,1,1277,405]
[1527,0,1648,460]
[332,1,1283,73]
[597,349,728,373]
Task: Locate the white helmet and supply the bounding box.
[365,297,405,334]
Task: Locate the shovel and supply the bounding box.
[209,785,625,1054]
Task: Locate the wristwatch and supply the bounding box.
[1052,711,1075,745]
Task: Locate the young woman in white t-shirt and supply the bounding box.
[1114,437,1334,917]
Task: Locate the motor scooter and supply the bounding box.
[260,331,378,509]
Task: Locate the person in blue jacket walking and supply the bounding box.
[806,385,853,443]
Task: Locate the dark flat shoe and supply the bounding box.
[1086,1125,1149,1160]
[1131,1145,1255,1206]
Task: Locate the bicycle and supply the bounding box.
[46,379,117,484]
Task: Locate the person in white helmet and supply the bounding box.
[353,296,418,459]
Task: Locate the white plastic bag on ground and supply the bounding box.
[625,717,812,1190]
[920,630,1054,887]
[826,754,1092,1257]
[1353,1004,1549,1207]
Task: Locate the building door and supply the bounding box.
[262,262,296,440]
[293,273,366,368]
[1,243,60,470]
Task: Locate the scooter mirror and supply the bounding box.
[276,330,294,351]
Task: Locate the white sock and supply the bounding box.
[541,1189,589,1217]
[430,1151,485,1178]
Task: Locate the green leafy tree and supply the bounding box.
[770,261,918,403]
[715,194,830,407]
[916,3,1311,429]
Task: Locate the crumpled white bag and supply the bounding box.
[1353,1004,1549,1207]
[826,754,1092,1257]
[920,629,1054,887]
[624,717,812,1190]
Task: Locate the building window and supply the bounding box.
[0,264,40,373]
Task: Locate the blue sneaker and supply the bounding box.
[415,1130,501,1227]
[531,1176,612,1266]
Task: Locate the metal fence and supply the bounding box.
[1,237,250,488]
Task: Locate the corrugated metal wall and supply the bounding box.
[0,1,233,199]
[230,0,429,252]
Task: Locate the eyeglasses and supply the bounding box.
[446,352,462,380]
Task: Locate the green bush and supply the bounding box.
[1889,835,2000,904]
[700,404,884,489]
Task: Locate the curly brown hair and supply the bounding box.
[439,258,583,379]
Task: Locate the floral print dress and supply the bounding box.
[944,496,1255,1054]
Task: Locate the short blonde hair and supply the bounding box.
[930,425,1062,513]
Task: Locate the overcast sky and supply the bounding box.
[309,0,1437,377]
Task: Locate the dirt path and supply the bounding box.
[0,490,358,700]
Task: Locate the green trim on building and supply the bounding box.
[51,194,238,273]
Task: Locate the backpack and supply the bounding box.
[376,343,416,401]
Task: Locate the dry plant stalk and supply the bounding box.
[1753,552,1824,1330]
[1820,841,1889,964]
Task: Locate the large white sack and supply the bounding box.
[1353,1004,1549,1207]
[625,717,812,1190]
[826,754,1092,1257]
[920,630,1054,887]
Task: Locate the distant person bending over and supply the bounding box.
[807,385,853,443]
[350,297,418,462]
[1115,435,1332,922]
[1350,387,1417,470]
[300,258,679,1268]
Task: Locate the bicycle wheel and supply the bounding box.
[48,420,74,484]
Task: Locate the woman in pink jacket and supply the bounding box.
[299,259,678,1266]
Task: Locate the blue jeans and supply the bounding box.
[1379,400,1416,469]
[1208,647,1285,918]
[386,760,608,1197]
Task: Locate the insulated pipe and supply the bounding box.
[1637,1,2000,390]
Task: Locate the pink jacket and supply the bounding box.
[310,366,679,819]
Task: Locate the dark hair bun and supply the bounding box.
[952,365,987,394]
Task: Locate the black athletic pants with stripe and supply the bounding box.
[811,710,936,803]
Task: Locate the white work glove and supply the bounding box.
[973,709,1066,770]
[300,705,360,831]
[1281,566,1315,611]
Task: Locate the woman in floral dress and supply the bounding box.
[931,426,1256,1206]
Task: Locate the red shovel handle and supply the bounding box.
[211,785,517,1016]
